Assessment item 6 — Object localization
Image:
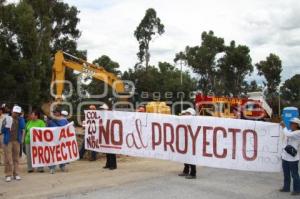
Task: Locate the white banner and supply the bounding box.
[30,122,79,167]
[85,111,282,172]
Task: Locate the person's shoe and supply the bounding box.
[178,173,188,177]
[103,166,109,169]
[89,158,96,161]
[50,169,55,174]
[27,170,34,173]
[14,175,21,180]
[109,167,117,170]
[38,169,44,173]
[5,176,11,182]
[291,192,300,195]
[185,175,196,179]
[279,188,290,192]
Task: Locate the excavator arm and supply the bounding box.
[52,50,125,100]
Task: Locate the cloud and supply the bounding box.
[63,0,300,81]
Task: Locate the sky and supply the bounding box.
[8,0,300,82]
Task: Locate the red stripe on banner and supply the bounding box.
[100,145,122,149]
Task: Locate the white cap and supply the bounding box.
[184,108,196,116]
[99,104,109,110]
[61,110,68,116]
[12,105,22,113]
[290,118,300,127]
[180,110,187,115]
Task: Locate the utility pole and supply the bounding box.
[180,60,183,112]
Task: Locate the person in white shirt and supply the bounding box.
[178,108,197,179]
[280,117,300,195]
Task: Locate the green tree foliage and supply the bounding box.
[122,62,197,106]
[281,74,300,108]
[0,0,81,109]
[134,8,164,68]
[175,31,224,95]
[256,53,282,95]
[245,80,261,92]
[175,31,253,96]
[93,55,121,75]
[218,41,253,96]
[81,55,121,104]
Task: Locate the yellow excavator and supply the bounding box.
[42,50,130,115]
[51,50,127,100]
[42,50,170,115]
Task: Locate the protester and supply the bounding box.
[136,106,146,112]
[61,110,68,118]
[2,105,25,182]
[102,103,117,170]
[79,104,97,161]
[280,118,300,195]
[0,104,8,165]
[178,108,197,179]
[47,107,69,174]
[24,110,46,173]
[19,110,25,157]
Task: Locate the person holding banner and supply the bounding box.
[0,104,7,165]
[47,107,69,174]
[280,118,300,195]
[2,105,25,182]
[101,103,117,170]
[79,104,97,161]
[24,110,46,173]
[178,108,197,179]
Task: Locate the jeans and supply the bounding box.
[49,164,65,170]
[282,159,300,192]
[105,153,117,169]
[183,164,196,176]
[79,139,96,160]
[25,144,43,172]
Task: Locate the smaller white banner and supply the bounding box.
[30,122,79,167]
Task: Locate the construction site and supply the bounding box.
[0,0,300,199]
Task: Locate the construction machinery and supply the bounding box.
[42,50,131,115]
[42,50,171,115]
[195,92,272,120]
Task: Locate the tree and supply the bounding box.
[93,55,121,75]
[245,80,261,92]
[256,53,282,95]
[134,8,164,68]
[0,0,82,109]
[175,31,224,95]
[80,55,121,103]
[218,41,253,96]
[122,62,197,109]
[281,74,300,107]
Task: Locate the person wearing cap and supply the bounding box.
[61,110,69,118]
[101,104,117,170]
[178,108,197,179]
[79,105,97,161]
[2,105,25,182]
[24,110,46,173]
[280,118,300,195]
[47,107,69,174]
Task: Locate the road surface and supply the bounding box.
[0,156,293,199]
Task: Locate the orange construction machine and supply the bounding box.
[195,92,272,120]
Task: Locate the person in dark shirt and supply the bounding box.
[48,107,68,174]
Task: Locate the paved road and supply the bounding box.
[0,157,294,199]
[51,165,292,199]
